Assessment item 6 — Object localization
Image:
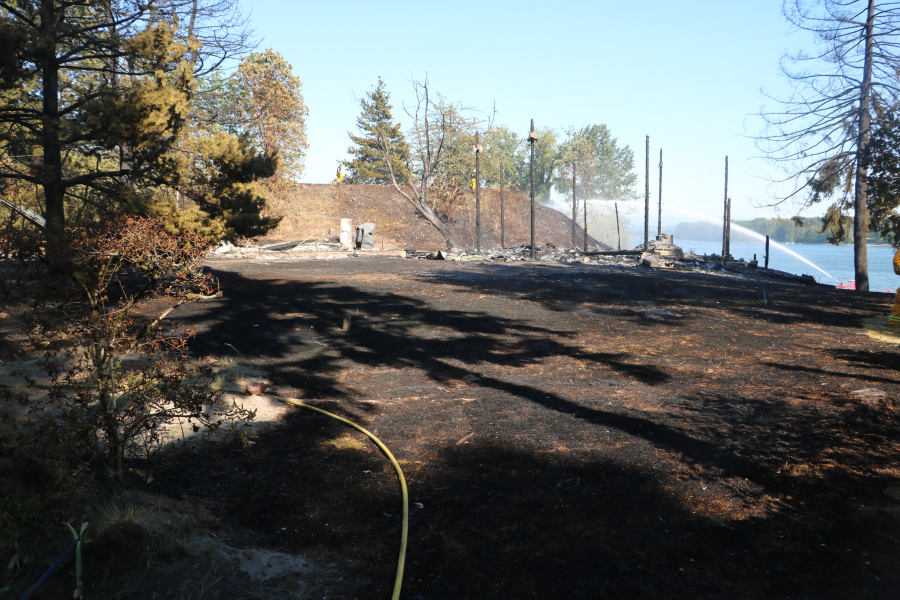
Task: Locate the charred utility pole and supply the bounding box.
[475,132,482,251]
[615,202,621,251]
[644,136,650,251]
[500,162,505,248]
[722,156,730,260]
[658,149,663,237]
[765,235,770,269]
[572,162,577,248]
[529,120,537,259]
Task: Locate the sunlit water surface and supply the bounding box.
[632,236,898,294]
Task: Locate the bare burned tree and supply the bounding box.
[757,0,900,292]
[155,0,256,75]
[377,78,461,250]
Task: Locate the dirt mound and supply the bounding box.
[264,183,610,250]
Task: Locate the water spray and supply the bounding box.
[565,200,839,283]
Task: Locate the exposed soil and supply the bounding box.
[263,183,609,250]
[5,255,900,599]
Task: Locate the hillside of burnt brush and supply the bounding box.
[262,183,611,250]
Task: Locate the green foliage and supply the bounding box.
[479,125,522,188]
[864,104,900,247]
[519,126,559,203]
[184,133,281,240]
[0,2,284,241]
[756,2,900,219]
[342,77,409,184]
[405,96,479,189]
[555,125,638,202]
[0,3,196,233]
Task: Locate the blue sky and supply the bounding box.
[241,0,820,221]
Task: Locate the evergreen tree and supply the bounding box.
[343,78,409,184]
[0,2,193,236]
[0,1,282,242]
[863,104,900,246]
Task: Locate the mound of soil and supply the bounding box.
[264,183,611,250]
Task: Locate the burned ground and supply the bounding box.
[3,255,899,599]
[142,257,900,599]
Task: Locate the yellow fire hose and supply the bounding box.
[271,395,408,600]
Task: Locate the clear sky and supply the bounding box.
[239,0,820,222]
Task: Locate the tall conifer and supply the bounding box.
[342,78,409,184]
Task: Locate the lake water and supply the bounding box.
[630,237,899,294]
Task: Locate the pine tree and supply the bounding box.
[0,1,282,242]
[343,78,409,184]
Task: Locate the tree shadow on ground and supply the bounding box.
[176,270,671,396]
[425,263,890,330]
[154,415,900,600]
[828,347,900,372]
[173,267,897,491]
[154,264,900,598]
[761,361,900,385]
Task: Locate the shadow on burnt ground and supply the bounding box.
[177,270,672,395]
[761,361,900,385]
[402,442,899,600]
[156,265,900,598]
[829,347,900,371]
[173,268,900,493]
[153,416,900,600]
[421,264,890,329]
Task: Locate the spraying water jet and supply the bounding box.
[571,200,839,283]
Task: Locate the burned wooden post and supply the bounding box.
[500,162,505,248]
[529,119,537,259]
[725,197,732,259]
[571,162,577,248]
[583,185,588,251]
[765,235,770,269]
[658,148,663,237]
[615,202,621,251]
[644,135,650,251]
[475,131,482,251]
[721,156,729,260]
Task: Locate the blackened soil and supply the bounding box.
[157,257,900,599]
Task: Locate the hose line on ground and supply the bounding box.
[272,395,408,600]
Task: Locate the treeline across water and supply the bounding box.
[673,218,888,244]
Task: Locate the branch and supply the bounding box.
[62,169,132,187]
